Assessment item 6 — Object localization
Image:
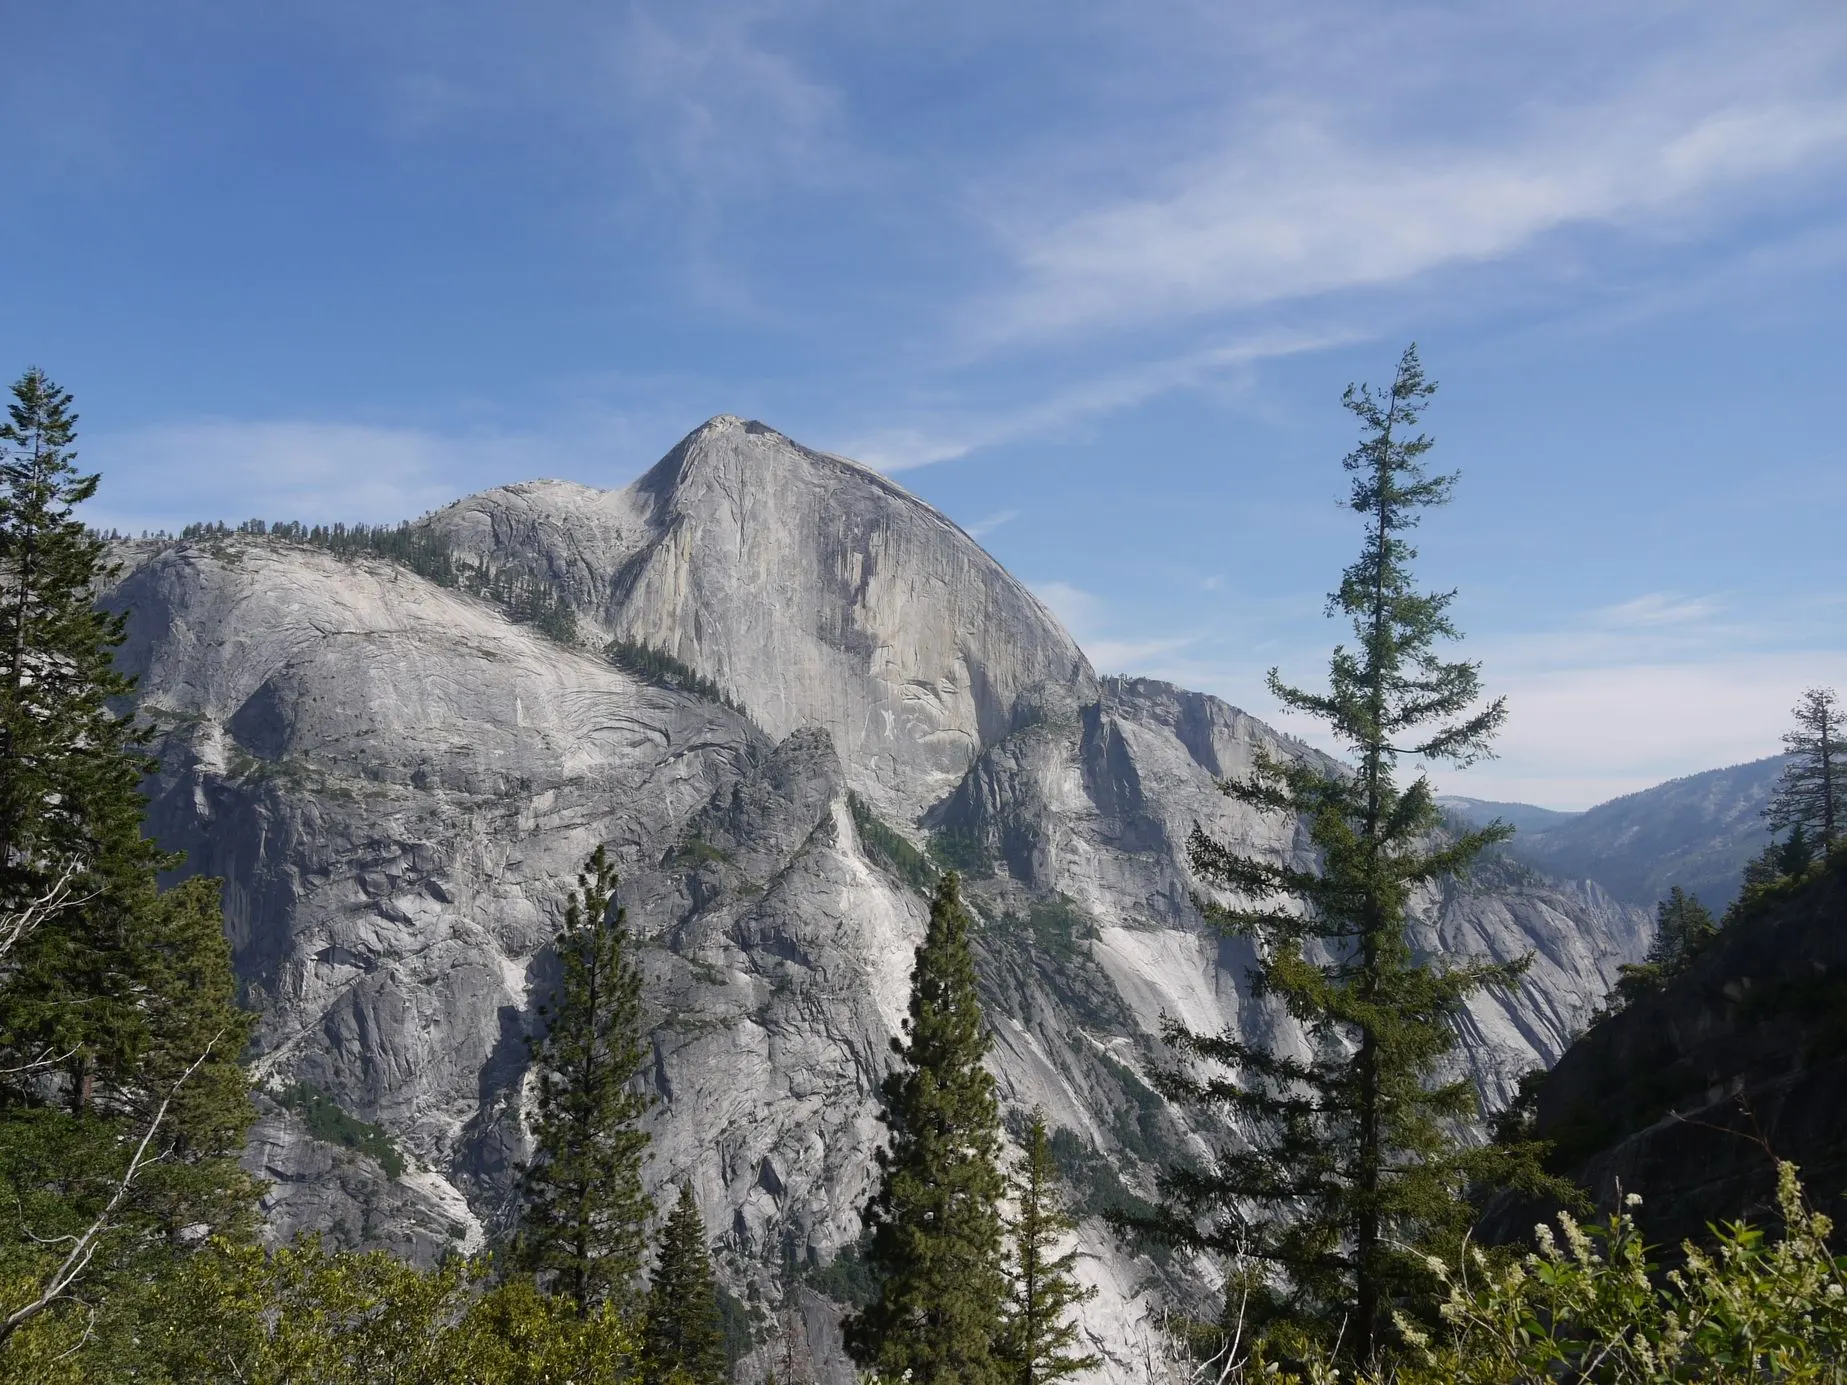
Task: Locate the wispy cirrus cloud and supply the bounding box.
[847,326,1357,469]
[1013,569,1847,809]
[964,508,1019,540]
[973,9,1847,347]
[1594,592,1725,628]
[1029,580,1197,672]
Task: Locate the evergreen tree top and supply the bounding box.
[848,871,1007,1385]
[1139,347,1548,1369]
[643,1182,725,1385]
[516,846,655,1317]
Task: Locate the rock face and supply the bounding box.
[1482,858,1847,1254]
[425,417,1095,821]
[105,418,1650,1383]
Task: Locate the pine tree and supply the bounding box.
[0,368,170,1108]
[1126,346,1538,1367]
[1741,839,1784,894]
[998,1112,1097,1385]
[845,872,1007,1385]
[1766,688,1845,851]
[1614,887,1718,1004]
[0,369,158,903]
[642,1182,726,1385]
[1778,823,1817,878]
[0,371,255,1345]
[516,845,655,1316]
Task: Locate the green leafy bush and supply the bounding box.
[1396,1161,1847,1382]
[1210,1162,1847,1383]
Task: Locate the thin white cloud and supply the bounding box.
[848,326,1357,470]
[1087,635,1198,671]
[1438,654,1847,809]
[83,420,533,533]
[1147,648,1847,812]
[370,2,855,199]
[1029,574,1847,810]
[1593,592,1724,628]
[1031,580,1103,635]
[1029,580,1196,674]
[975,12,1847,345]
[965,508,1019,539]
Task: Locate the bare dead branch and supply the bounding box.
[0,1031,223,1350]
[0,862,90,966]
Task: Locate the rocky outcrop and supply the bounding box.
[105,419,1651,1383]
[1486,858,1847,1252]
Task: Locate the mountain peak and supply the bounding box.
[642,415,911,510]
[430,418,1095,818]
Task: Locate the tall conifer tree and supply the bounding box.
[0,369,157,899]
[0,370,255,1344]
[516,846,654,1316]
[999,1112,1097,1385]
[1126,346,1538,1366]
[0,368,171,1109]
[1613,887,1719,1004]
[642,1182,726,1385]
[846,872,1006,1385]
[1766,687,1844,851]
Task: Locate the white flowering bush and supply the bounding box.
[1384,1161,1847,1383]
[1213,1162,1847,1383]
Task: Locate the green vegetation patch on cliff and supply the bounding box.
[274,1082,407,1180]
[605,637,744,711]
[847,793,937,894]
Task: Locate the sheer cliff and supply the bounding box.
[104,416,1649,1382]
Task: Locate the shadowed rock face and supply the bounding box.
[107,419,1649,1384]
[1481,860,1847,1255]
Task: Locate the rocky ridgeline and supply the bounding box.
[103,416,1649,1382]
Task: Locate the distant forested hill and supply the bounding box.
[1436,796,1581,837]
[1445,757,1786,912]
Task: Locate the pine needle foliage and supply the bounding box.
[606,638,742,712]
[846,872,1007,1385]
[642,1182,727,1385]
[0,368,161,922]
[0,369,257,1345]
[1766,687,1845,851]
[848,793,939,895]
[999,1111,1099,1385]
[1612,887,1719,1007]
[273,1083,406,1180]
[1128,346,1545,1366]
[516,846,655,1317]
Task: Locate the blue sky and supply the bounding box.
[5,1,1846,808]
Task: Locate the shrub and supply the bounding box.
[1212,1161,1847,1383]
